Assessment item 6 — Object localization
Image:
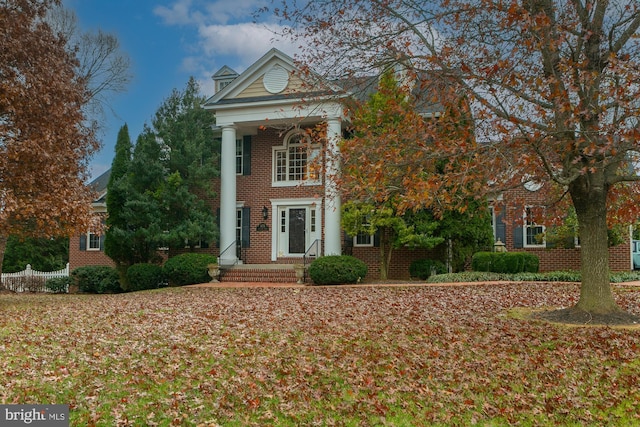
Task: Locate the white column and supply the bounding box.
[324,117,342,255]
[220,125,237,265]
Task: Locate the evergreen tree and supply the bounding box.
[105,78,219,276]
[104,124,137,287]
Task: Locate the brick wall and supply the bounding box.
[68,234,115,271]
[352,246,444,280]
[497,188,632,272]
[209,126,325,264]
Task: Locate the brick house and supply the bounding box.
[70,48,636,279]
[68,169,115,271]
[203,48,439,279]
[490,184,634,272]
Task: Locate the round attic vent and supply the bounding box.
[263,65,289,94]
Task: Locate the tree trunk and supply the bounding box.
[379,238,389,280]
[570,175,621,314]
[0,235,6,288]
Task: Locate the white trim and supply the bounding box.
[272,129,322,186]
[353,234,374,247]
[87,231,101,251]
[269,198,322,261]
[524,207,546,248]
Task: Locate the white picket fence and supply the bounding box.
[1,263,70,292]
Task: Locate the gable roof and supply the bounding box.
[212,65,238,79]
[204,48,345,109]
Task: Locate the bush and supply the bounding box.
[46,277,70,293]
[308,255,368,285]
[126,263,165,291]
[71,266,122,294]
[472,252,539,274]
[409,259,447,280]
[163,253,217,286]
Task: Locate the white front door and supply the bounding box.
[274,202,320,259]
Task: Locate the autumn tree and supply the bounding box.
[340,71,492,277]
[268,0,640,323]
[0,0,99,281]
[340,71,445,279]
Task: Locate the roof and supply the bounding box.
[89,168,110,204]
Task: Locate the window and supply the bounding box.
[489,206,496,242]
[236,139,243,175]
[524,207,545,247]
[353,215,374,247]
[273,131,320,185]
[236,208,243,247]
[87,231,101,251]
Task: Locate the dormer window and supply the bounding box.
[218,79,232,91]
[272,130,321,186]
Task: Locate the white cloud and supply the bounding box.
[154,0,304,93]
[154,0,267,26]
[153,0,197,26]
[198,22,297,68]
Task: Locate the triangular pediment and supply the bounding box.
[204,48,342,108]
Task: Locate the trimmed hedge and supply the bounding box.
[163,253,217,286]
[308,255,368,285]
[126,263,165,291]
[46,277,71,293]
[71,266,122,294]
[472,251,539,274]
[409,259,447,280]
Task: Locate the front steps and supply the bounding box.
[220,264,306,283]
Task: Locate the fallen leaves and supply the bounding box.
[0,283,639,425]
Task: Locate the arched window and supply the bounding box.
[272,130,321,185]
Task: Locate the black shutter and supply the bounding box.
[513,226,524,249]
[79,234,87,251]
[373,229,381,247]
[242,135,252,175]
[242,207,251,248]
[99,235,105,251]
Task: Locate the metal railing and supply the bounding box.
[218,240,244,267]
[302,239,322,282]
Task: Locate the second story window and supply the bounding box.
[236,139,243,175]
[273,130,320,186]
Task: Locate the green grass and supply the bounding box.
[1,284,640,425]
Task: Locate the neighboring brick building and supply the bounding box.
[491,185,633,272]
[68,169,115,271]
[70,48,635,279]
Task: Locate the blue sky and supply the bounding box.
[62,0,297,180]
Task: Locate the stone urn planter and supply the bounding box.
[293,264,306,284]
[207,263,220,283]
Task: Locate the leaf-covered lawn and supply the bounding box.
[1,283,640,426]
